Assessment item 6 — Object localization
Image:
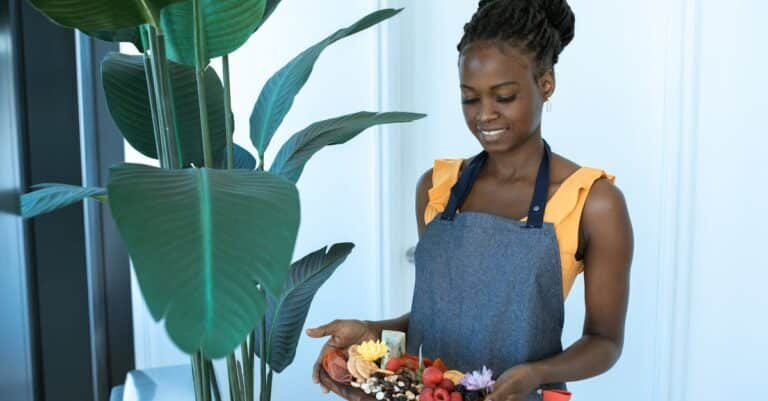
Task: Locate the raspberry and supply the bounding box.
[434,388,450,401]
[450,392,462,401]
[419,392,435,401]
[422,367,444,386]
[438,379,455,392]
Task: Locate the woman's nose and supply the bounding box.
[477,100,499,123]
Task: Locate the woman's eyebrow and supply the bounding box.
[460,81,520,90]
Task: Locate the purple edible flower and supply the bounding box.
[459,366,496,391]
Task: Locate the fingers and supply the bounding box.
[308,321,338,389]
[306,320,337,338]
[313,359,330,392]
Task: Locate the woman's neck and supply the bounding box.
[483,133,544,182]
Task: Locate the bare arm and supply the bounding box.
[488,178,634,400]
[531,178,634,382]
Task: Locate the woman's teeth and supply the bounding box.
[481,128,506,140]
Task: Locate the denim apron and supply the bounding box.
[407,141,567,400]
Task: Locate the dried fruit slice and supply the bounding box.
[443,370,465,385]
[322,349,346,373]
[432,358,447,372]
[356,358,379,379]
[346,354,363,381]
[326,353,352,383]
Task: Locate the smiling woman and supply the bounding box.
[310,1,633,401]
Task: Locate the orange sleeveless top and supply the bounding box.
[424,159,615,300]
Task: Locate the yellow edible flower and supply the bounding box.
[357,340,388,361]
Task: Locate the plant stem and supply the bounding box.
[226,353,241,401]
[146,25,181,169]
[236,359,246,401]
[192,0,213,167]
[139,25,165,166]
[153,29,182,166]
[207,359,222,401]
[241,337,253,401]
[247,331,255,401]
[191,354,202,401]
[266,369,273,401]
[259,317,267,401]
[223,55,234,169]
[201,353,211,401]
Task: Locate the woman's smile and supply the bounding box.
[479,127,509,143]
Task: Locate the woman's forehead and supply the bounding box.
[459,42,534,86]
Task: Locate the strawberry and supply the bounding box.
[420,387,434,401]
[385,357,402,372]
[422,367,444,386]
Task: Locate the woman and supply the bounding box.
[307,1,633,400]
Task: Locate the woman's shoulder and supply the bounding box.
[551,152,615,188]
[543,152,618,223]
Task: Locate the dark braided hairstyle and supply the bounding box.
[457,0,575,77]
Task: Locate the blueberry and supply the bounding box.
[464,390,483,401]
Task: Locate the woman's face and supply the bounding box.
[458,41,554,153]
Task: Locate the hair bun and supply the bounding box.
[477,0,575,50]
[538,0,575,48]
[477,0,495,8]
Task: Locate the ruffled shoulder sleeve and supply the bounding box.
[424,159,464,225]
[544,167,616,225]
[548,167,616,299]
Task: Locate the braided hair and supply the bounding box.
[457,0,575,77]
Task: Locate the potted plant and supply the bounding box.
[19,1,425,400]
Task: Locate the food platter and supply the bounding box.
[319,332,492,401]
[319,367,377,401]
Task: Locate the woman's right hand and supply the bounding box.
[305,319,380,393]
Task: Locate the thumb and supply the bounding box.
[306,321,336,337]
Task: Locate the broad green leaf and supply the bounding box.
[249,8,403,162]
[255,243,354,372]
[270,111,426,183]
[27,0,185,31]
[83,27,145,52]
[232,145,257,170]
[160,0,267,65]
[107,163,300,357]
[215,144,257,170]
[101,52,227,167]
[20,183,106,218]
[254,0,281,31]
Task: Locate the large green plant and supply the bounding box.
[20,1,425,400]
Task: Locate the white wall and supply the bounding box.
[380,0,768,400]
[128,1,768,400]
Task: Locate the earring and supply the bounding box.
[545,99,552,112]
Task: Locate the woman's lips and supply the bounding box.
[479,128,507,142]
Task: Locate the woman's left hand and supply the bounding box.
[484,364,541,401]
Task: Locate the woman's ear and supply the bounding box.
[538,69,556,101]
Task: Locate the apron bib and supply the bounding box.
[407,140,567,400]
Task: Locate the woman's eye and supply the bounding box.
[461,98,478,105]
[497,96,516,103]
